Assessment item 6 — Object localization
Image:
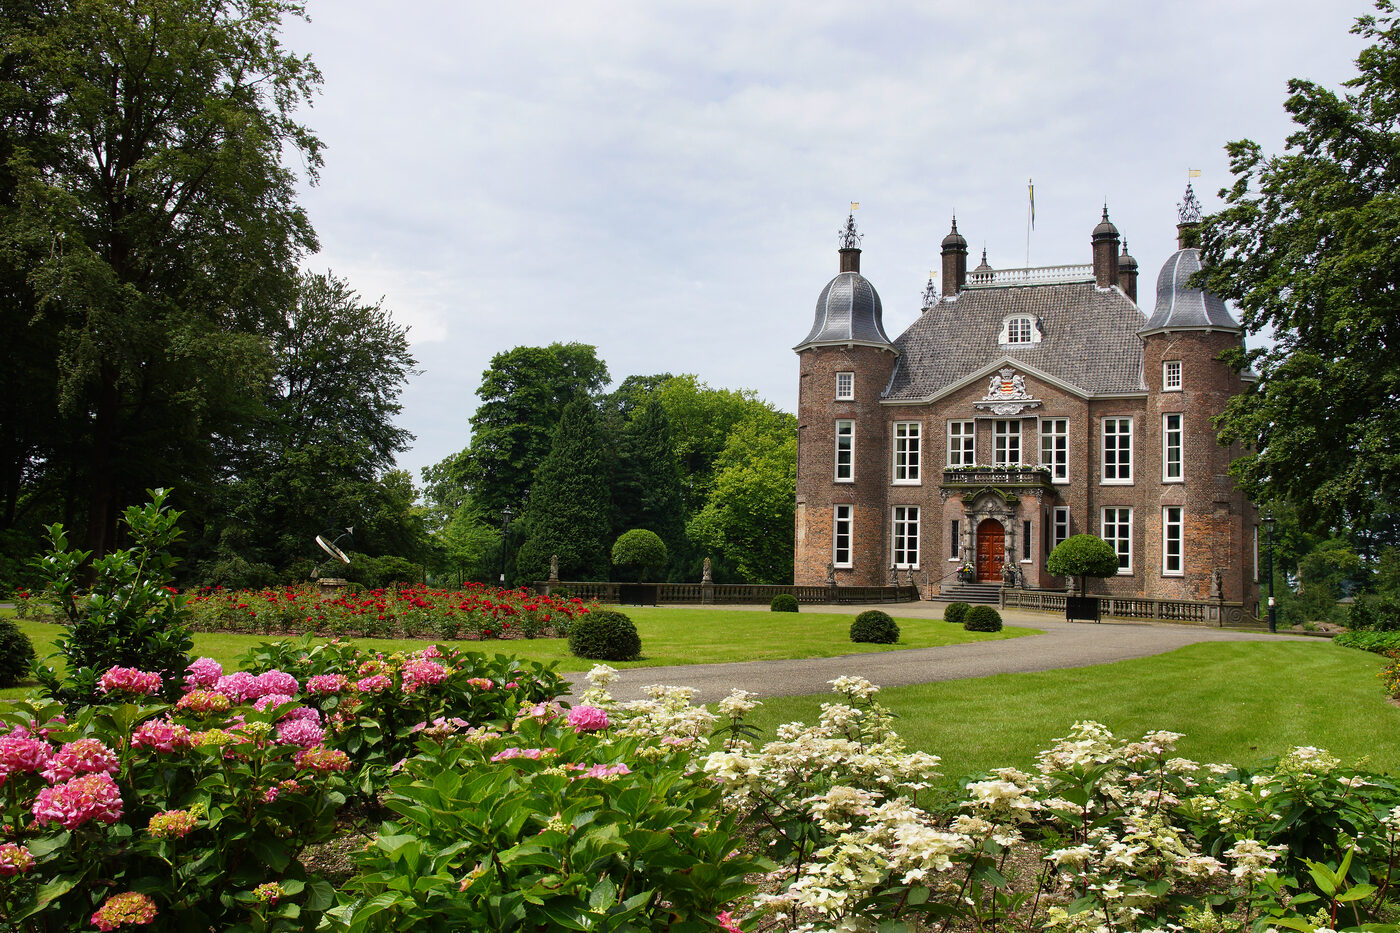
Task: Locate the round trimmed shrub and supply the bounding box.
[568,609,642,661]
[943,601,971,626]
[963,605,1003,632]
[0,618,33,687]
[770,594,799,613]
[850,609,900,644]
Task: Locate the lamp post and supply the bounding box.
[1263,510,1277,633]
[499,506,512,588]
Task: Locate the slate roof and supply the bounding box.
[1140,248,1240,334]
[884,282,1148,400]
[795,271,895,350]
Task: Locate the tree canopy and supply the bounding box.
[1046,534,1120,594]
[1198,1,1400,540]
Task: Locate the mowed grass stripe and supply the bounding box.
[739,641,1400,781]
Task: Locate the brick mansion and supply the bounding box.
[792,187,1260,604]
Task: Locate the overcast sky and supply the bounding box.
[280,0,1374,483]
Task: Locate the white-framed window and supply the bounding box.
[947,420,975,467]
[834,505,853,568]
[1000,314,1041,346]
[892,506,920,569]
[1253,525,1260,583]
[994,419,1021,466]
[1101,507,1133,574]
[836,371,855,400]
[1163,506,1183,576]
[1021,519,1033,563]
[893,422,921,484]
[949,519,961,560]
[1102,417,1133,483]
[835,420,854,482]
[1163,360,1182,392]
[1040,417,1068,483]
[1162,413,1183,482]
[1051,507,1070,551]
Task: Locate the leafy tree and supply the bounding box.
[514,400,612,583]
[429,501,502,586]
[1198,3,1400,540]
[1046,534,1121,595]
[687,415,797,584]
[1,0,323,558]
[656,375,785,513]
[611,529,667,582]
[610,398,685,570]
[461,343,609,520]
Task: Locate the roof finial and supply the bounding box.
[838,204,862,250]
[1178,183,1203,224]
[921,271,938,309]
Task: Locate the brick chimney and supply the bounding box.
[1091,206,1120,288]
[940,215,968,296]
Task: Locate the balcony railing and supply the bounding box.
[941,466,1053,488]
[965,264,1094,288]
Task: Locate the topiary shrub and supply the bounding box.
[963,605,1003,632]
[0,618,34,687]
[944,601,971,626]
[850,609,900,644]
[611,529,668,583]
[568,609,642,661]
[770,594,799,613]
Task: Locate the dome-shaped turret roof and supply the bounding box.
[795,271,893,350]
[1118,240,1138,271]
[941,216,967,251]
[1092,206,1119,241]
[1140,247,1239,335]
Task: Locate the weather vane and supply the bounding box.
[1178,172,1203,224]
[838,202,862,249]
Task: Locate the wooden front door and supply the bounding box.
[976,520,1005,582]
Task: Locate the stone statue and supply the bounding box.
[825,562,836,585]
[1012,373,1027,397]
[702,557,712,583]
[548,554,559,583]
[988,374,1001,396]
[1211,570,1224,599]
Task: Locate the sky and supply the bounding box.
[279,0,1376,483]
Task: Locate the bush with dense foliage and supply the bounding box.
[610,528,668,582]
[849,609,900,644]
[1347,592,1400,631]
[1046,533,1121,592]
[32,489,194,709]
[963,604,1004,632]
[1334,629,1400,654]
[567,608,642,661]
[0,618,34,688]
[943,601,971,626]
[769,593,799,612]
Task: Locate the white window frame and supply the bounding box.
[1101,507,1133,575]
[891,506,920,569]
[949,519,961,560]
[834,505,853,568]
[835,371,855,401]
[1253,526,1260,583]
[1163,506,1184,576]
[834,420,854,482]
[1163,360,1182,392]
[1162,413,1183,483]
[999,314,1041,346]
[1021,519,1033,563]
[1101,417,1133,484]
[994,419,1022,466]
[1040,417,1069,483]
[947,420,975,467]
[893,422,921,485]
[1051,507,1070,551]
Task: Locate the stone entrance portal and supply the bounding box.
[976,519,1005,582]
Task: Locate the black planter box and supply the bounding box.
[618,583,659,606]
[1066,596,1101,622]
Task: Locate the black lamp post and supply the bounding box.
[499,506,513,588]
[1263,510,1277,633]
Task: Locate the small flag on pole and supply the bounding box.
[1187,168,1202,178]
[849,201,860,211]
[1028,179,1035,230]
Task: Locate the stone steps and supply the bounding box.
[932,582,1003,605]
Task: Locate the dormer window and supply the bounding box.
[1000,314,1040,346]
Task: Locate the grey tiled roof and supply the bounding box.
[795,271,894,350]
[885,282,1147,400]
[1141,248,1240,334]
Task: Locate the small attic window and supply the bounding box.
[1000,314,1040,346]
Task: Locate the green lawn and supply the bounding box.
[2,607,1032,700]
[740,641,1400,783]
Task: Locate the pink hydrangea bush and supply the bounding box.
[97,667,162,697]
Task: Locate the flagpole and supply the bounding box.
[1025,178,1033,269]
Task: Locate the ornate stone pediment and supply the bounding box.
[974,367,1041,415]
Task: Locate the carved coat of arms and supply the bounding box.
[975,367,1041,415]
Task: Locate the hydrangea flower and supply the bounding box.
[98,666,162,696]
[253,670,300,698]
[355,674,391,694]
[276,719,326,748]
[0,843,34,877]
[402,660,449,693]
[282,706,321,724]
[91,891,158,930]
[176,690,231,716]
[41,738,119,783]
[0,732,52,779]
[147,809,199,840]
[184,657,223,689]
[465,677,494,691]
[306,673,350,694]
[32,772,123,829]
[567,705,610,733]
[295,747,351,773]
[253,882,285,906]
[132,719,192,754]
[214,671,257,703]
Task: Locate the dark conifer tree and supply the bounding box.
[515,400,612,582]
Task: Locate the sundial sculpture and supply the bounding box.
[313,526,354,585]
